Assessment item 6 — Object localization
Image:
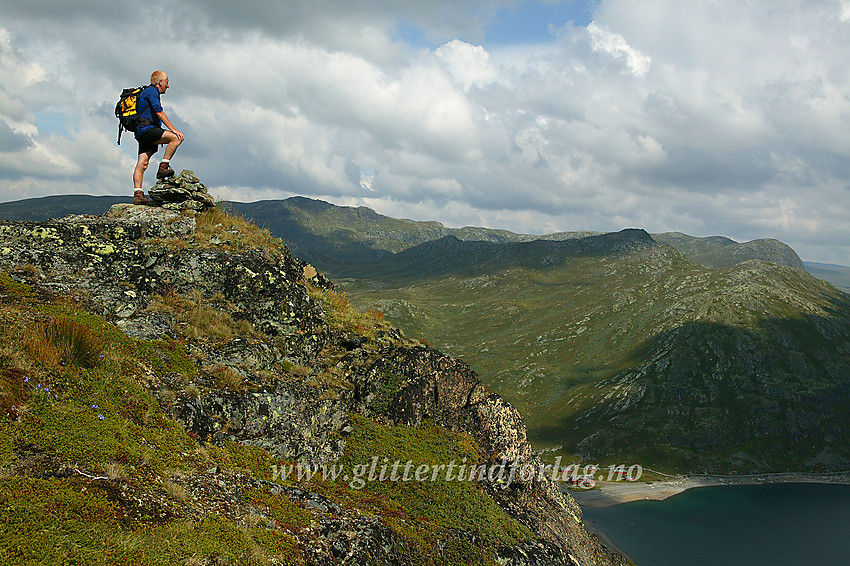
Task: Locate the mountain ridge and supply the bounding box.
[0,193,817,275]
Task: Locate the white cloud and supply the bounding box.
[435,39,497,90]
[1,1,850,265]
[840,0,850,22]
[586,22,651,76]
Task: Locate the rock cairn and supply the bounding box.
[148,169,215,211]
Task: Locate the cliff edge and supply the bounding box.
[0,189,627,565]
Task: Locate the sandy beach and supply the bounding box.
[565,472,850,508]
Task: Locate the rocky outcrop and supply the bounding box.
[0,205,341,464]
[148,169,216,211]
[354,347,624,566]
[0,201,626,565]
[0,204,321,338]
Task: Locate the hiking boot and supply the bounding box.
[132,190,149,205]
[156,161,175,179]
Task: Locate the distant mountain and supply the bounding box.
[805,262,850,293]
[343,238,850,474]
[0,194,126,220]
[223,197,557,275]
[0,194,811,273]
[654,231,805,270]
[339,229,654,281]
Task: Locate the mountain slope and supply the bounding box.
[805,262,850,292]
[654,231,805,270]
[344,238,850,473]
[0,194,125,220]
[0,202,626,565]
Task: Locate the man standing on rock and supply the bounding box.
[132,71,185,205]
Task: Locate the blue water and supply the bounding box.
[581,483,850,566]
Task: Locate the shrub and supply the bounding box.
[26,316,105,369]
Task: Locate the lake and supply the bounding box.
[579,483,850,566]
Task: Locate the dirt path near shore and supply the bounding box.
[566,473,850,508]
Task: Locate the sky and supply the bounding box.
[1,0,849,265]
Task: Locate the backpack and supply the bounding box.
[114,85,153,145]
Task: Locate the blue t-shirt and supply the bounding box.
[134,85,163,139]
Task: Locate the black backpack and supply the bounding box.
[114,85,153,144]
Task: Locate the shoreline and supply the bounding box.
[565,472,850,508]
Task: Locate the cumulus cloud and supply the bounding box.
[0,0,849,265]
[435,39,497,90]
[586,22,651,76]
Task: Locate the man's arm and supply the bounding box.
[156,111,184,141]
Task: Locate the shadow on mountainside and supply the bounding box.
[0,195,126,221]
[336,229,655,282]
[533,294,850,474]
[223,200,393,274]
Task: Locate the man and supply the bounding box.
[132,70,185,205]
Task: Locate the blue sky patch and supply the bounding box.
[34,110,74,137]
[485,0,594,45]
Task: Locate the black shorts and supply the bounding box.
[137,127,165,155]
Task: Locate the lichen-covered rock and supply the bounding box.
[179,382,350,465]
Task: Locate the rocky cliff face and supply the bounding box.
[0,197,626,565]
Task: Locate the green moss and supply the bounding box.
[243,487,312,531]
[0,420,14,466]
[250,528,302,563]
[0,476,306,565]
[0,272,38,305]
[0,476,126,565]
[135,338,198,380]
[369,371,407,415]
[313,414,532,559]
[215,440,284,482]
[10,388,193,474]
[442,536,491,566]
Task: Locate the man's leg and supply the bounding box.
[134,151,153,188]
[156,131,182,178]
[160,130,182,161]
[133,150,154,204]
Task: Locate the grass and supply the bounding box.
[307,283,391,340]
[25,315,106,369]
[195,206,287,255]
[311,414,533,561]
[145,287,257,343]
[141,206,288,257]
[242,487,312,531]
